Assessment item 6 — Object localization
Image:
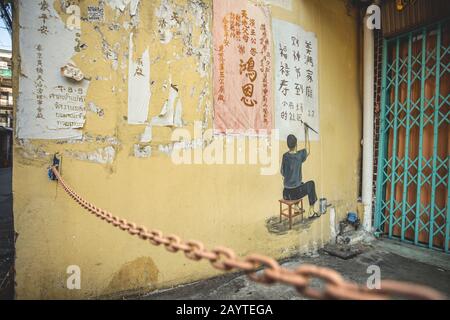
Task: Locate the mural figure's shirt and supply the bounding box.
[281,149,308,189]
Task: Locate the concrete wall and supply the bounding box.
[12,0,362,299]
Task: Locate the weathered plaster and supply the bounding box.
[13,0,363,299]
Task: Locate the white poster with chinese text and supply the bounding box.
[272,19,319,141]
[17,0,89,140]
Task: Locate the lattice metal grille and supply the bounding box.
[375,20,450,252]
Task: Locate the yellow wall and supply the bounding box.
[12,0,362,299]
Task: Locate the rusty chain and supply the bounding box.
[51,166,446,300]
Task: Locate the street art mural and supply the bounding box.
[272,19,319,141]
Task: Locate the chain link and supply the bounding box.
[51,167,445,300]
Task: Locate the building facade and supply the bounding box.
[13,0,365,299]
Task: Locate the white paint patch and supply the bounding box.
[17,0,90,139]
[68,146,116,164]
[330,207,337,244]
[151,85,183,127]
[264,0,292,10]
[88,102,104,117]
[60,61,84,81]
[105,0,130,12]
[133,144,152,158]
[130,0,140,16]
[140,125,152,143]
[127,33,151,124]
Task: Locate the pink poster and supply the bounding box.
[213,0,273,134]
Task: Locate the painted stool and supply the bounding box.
[279,199,304,229]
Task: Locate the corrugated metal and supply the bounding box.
[382,0,450,38]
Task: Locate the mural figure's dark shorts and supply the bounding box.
[283,181,317,205]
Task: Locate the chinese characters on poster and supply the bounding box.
[272,19,319,141]
[213,0,273,134]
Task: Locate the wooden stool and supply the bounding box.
[279,199,305,229]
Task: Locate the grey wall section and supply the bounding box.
[0,167,14,299]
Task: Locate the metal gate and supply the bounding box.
[375,20,450,252]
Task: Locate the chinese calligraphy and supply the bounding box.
[213,0,273,133]
[273,19,319,141]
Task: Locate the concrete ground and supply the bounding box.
[135,238,450,300]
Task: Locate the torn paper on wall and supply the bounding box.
[17,0,90,139]
[87,6,105,22]
[151,84,183,127]
[127,33,151,124]
[61,61,84,82]
[106,0,139,15]
[140,125,152,143]
[155,0,211,77]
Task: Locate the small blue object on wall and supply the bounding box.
[347,212,358,223]
[47,154,60,181]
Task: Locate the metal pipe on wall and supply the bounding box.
[362,4,376,232]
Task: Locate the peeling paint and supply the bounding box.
[133,144,152,158]
[151,84,183,127]
[127,33,151,124]
[67,146,116,164]
[140,125,152,143]
[60,61,85,82]
[155,0,211,77]
[16,140,50,159]
[87,102,105,117]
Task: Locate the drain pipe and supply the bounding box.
[362,3,376,232]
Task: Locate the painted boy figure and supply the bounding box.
[280,134,318,216]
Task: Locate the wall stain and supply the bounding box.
[103,256,159,296]
[265,215,319,236]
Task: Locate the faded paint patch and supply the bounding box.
[87,102,105,117]
[67,146,116,164]
[265,215,316,236]
[16,140,50,160]
[104,257,159,295]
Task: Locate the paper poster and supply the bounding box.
[272,19,319,141]
[213,0,273,134]
[17,0,89,139]
[128,33,151,124]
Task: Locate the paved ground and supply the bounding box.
[0,167,14,300]
[135,239,450,300]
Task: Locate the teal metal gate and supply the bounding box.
[375,20,450,252]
